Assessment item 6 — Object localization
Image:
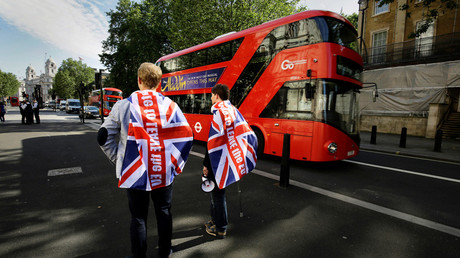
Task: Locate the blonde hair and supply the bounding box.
[138,62,162,89]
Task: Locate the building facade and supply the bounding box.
[357,0,460,138]
[21,57,57,104]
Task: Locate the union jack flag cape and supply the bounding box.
[208,100,258,189]
[120,90,193,190]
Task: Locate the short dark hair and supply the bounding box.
[211,84,230,100]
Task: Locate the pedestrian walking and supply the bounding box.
[202,84,258,239]
[32,100,40,124]
[0,102,6,122]
[97,62,193,258]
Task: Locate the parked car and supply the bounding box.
[59,100,66,111]
[48,100,57,109]
[66,99,81,113]
[79,106,100,119]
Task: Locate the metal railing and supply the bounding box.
[363,32,460,69]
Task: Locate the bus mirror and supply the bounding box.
[305,83,314,100]
[372,89,378,102]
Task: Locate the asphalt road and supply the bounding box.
[1,111,459,257]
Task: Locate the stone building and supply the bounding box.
[21,57,57,104]
[357,0,460,138]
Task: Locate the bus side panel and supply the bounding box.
[184,114,212,142]
[310,122,359,162]
[253,118,314,160]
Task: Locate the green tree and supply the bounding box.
[100,0,307,93]
[169,0,306,51]
[0,69,20,98]
[343,12,358,29]
[100,0,171,95]
[53,58,95,99]
[378,0,458,38]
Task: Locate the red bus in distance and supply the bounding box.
[89,88,123,117]
[9,96,19,107]
[155,10,363,162]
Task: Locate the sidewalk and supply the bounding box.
[360,131,460,164]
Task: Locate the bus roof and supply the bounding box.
[92,88,122,92]
[156,10,351,62]
[103,87,122,91]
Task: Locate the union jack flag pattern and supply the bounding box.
[119,90,193,190]
[208,100,258,189]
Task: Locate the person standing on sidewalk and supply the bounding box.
[203,84,258,239]
[0,102,6,122]
[20,100,26,124]
[97,62,193,258]
[32,100,40,124]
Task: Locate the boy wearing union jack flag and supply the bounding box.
[203,84,258,239]
[98,63,193,258]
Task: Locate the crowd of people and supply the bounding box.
[0,99,41,124]
[18,99,40,125]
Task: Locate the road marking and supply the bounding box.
[251,169,460,238]
[344,160,460,184]
[189,151,460,238]
[48,167,83,177]
[190,151,205,158]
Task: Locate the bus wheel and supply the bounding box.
[253,128,265,159]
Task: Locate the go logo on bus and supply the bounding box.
[281,59,308,70]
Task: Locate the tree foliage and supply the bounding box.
[379,0,458,38]
[100,0,171,95]
[100,0,306,94]
[53,58,95,99]
[343,12,358,29]
[169,0,306,51]
[0,69,20,98]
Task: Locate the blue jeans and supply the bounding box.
[127,185,173,258]
[210,186,228,232]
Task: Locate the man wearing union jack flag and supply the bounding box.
[98,63,193,258]
[203,84,258,239]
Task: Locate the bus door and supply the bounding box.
[259,80,315,160]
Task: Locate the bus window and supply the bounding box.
[170,93,212,114]
[260,80,314,120]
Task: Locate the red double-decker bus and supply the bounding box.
[155,10,363,162]
[89,88,123,116]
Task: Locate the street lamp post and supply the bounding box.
[358,0,369,55]
[79,81,85,124]
[96,69,105,124]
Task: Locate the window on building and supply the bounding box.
[415,21,434,57]
[371,30,387,63]
[374,0,389,15]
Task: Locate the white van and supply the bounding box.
[66,99,81,113]
[59,101,66,111]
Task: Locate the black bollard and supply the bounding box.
[434,129,443,152]
[370,125,377,145]
[399,127,407,148]
[280,133,291,188]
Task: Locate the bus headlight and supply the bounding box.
[327,142,338,154]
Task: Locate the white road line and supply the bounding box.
[48,166,83,176]
[189,151,460,238]
[252,169,460,238]
[344,160,460,184]
[190,151,205,158]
